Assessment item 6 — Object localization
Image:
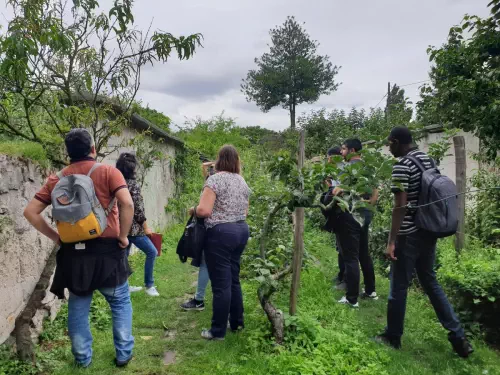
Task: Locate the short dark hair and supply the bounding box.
[215,145,240,174]
[343,138,363,152]
[388,127,413,145]
[116,153,137,179]
[65,128,93,160]
[327,146,342,156]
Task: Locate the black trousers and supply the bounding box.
[386,231,464,339]
[335,212,376,303]
[205,221,249,338]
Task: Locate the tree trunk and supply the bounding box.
[258,285,285,344]
[15,245,58,363]
[453,135,466,252]
[290,104,296,130]
[290,131,305,316]
[260,203,284,259]
[257,266,292,345]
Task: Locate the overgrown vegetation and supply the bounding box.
[2,224,499,375]
[438,237,500,346]
[0,141,49,167]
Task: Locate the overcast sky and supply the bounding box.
[1,0,492,130]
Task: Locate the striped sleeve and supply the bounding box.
[391,160,410,193]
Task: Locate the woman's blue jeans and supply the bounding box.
[195,255,210,301]
[127,235,157,288]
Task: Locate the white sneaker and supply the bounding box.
[145,286,160,297]
[338,296,359,308]
[129,286,143,293]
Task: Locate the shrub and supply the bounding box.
[437,238,500,345]
[0,141,49,167]
[467,168,500,246]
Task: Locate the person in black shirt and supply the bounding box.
[332,139,378,308]
[375,127,473,358]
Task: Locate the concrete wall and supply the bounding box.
[0,128,181,344]
[378,130,480,186]
[103,127,178,230]
[418,130,480,187]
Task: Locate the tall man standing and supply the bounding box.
[24,129,136,368]
[375,127,473,358]
[333,139,378,307]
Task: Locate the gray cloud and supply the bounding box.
[2,0,491,130]
[133,0,491,130]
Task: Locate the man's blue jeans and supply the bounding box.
[195,256,210,301]
[128,235,157,288]
[386,231,465,340]
[68,281,134,367]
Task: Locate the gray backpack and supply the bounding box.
[51,163,115,243]
[406,155,458,238]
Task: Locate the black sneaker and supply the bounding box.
[74,360,92,368]
[374,332,401,349]
[114,357,132,367]
[181,298,205,311]
[449,337,474,358]
[227,322,245,332]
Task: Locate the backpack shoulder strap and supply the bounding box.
[405,154,427,173]
[105,197,116,216]
[87,163,102,177]
[56,170,64,179]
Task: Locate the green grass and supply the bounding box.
[8,224,499,375]
[0,141,49,167]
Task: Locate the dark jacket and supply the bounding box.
[176,216,205,267]
[51,238,131,298]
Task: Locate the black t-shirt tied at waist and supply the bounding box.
[50,238,131,299]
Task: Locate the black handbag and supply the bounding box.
[176,207,206,263]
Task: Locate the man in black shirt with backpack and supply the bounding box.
[375,127,473,358]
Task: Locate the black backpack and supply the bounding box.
[176,214,206,263]
[406,154,458,238]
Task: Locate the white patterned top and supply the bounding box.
[203,172,250,229]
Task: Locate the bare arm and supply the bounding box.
[24,199,60,243]
[194,187,216,218]
[115,188,134,248]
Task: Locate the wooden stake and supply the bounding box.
[290,131,305,315]
[453,135,466,252]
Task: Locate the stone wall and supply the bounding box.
[0,156,58,344]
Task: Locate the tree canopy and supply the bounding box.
[0,0,202,163]
[241,16,339,130]
[417,0,500,160]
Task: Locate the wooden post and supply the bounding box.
[290,131,305,315]
[453,135,466,252]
